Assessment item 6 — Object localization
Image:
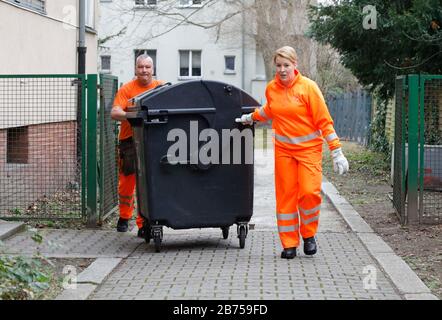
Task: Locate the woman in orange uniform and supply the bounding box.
[237,46,349,259]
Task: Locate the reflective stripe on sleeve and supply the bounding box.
[258,107,269,120]
[325,132,338,142]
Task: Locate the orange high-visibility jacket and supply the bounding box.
[252,70,341,151]
[113,79,164,141]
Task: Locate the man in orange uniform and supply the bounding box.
[237,46,349,259]
[111,54,165,235]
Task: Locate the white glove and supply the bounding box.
[235,113,254,125]
[331,148,349,175]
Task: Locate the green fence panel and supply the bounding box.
[393,76,407,224]
[393,74,442,225]
[0,74,86,220]
[86,74,98,226]
[98,74,119,223]
[419,75,442,224]
[407,75,419,224]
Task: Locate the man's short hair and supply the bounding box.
[136,54,153,65]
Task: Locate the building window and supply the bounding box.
[8,0,45,13]
[224,56,236,74]
[100,55,111,72]
[7,126,29,164]
[134,49,157,76]
[179,50,201,78]
[135,0,157,7]
[179,0,202,8]
[85,0,95,29]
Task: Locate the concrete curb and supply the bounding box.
[0,220,26,241]
[55,257,122,300]
[321,177,439,300]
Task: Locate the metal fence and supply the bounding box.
[98,74,119,222]
[393,74,442,225]
[0,75,85,220]
[326,90,372,146]
[0,74,119,225]
[393,76,407,224]
[419,75,442,224]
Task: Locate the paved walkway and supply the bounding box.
[0,148,437,300]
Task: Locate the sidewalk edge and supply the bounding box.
[55,257,122,300]
[321,177,438,300]
[0,220,26,241]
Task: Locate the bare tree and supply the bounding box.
[255,0,319,79]
[315,44,361,95]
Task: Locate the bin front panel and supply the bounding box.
[133,80,258,229]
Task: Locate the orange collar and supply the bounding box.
[275,69,301,88]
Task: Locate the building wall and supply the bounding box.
[0,0,98,74]
[98,0,262,101]
[0,121,78,215]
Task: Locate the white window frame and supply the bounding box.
[178,0,203,8]
[134,0,157,8]
[100,55,111,73]
[8,0,46,14]
[178,50,202,80]
[85,0,95,29]
[224,55,236,75]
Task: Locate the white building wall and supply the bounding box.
[0,0,98,74]
[98,0,262,103]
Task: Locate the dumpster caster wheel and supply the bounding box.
[221,227,229,239]
[152,226,163,253]
[238,225,246,249]
[144,224,151,244]
[154,236,161,252]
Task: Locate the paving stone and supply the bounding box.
[89,226,402,300]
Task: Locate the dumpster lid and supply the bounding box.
[133,80,259,114]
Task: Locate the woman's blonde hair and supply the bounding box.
[273,46,298,64]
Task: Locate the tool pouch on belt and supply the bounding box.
[119,138,136,176]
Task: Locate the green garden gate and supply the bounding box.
[393,74,442,225]
[0,74,119,226]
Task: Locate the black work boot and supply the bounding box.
[281,247,297,259]
[137,228,145,238]
[303,237,317,255]
[116,218,129,232]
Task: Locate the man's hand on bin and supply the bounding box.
[235,113,254,125]
[331,148,349,175]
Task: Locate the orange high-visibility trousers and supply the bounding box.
[118,172,144,229]
[274,145,322,249]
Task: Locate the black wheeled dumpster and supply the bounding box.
[126,80,259,252]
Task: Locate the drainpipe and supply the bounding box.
[78,0,86,74]
[241,1,245,90]
[77,0,87,223]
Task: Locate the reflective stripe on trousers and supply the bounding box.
[118,172,143,229]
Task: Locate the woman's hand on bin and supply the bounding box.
[331,148,349,175]
[235,113,254,125]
